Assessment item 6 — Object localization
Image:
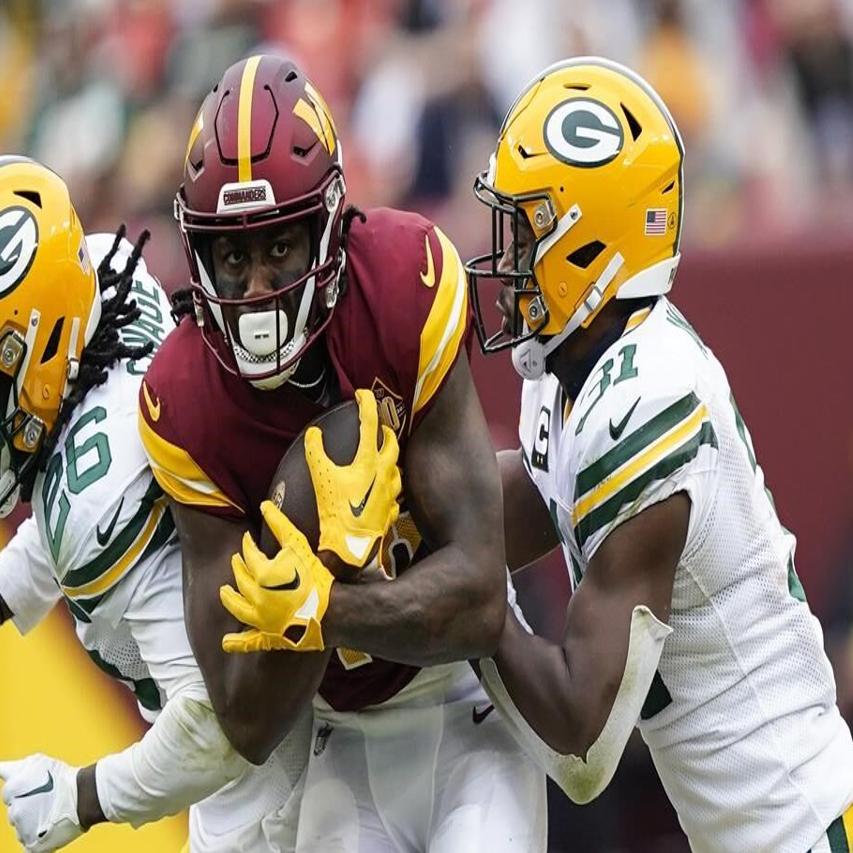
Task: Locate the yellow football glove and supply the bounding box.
[220,501,334,654]
[305,388,402,569]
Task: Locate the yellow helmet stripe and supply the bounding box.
[305,81,337,154]
[237,56,263,182]
[184,108,204,167]
[293,97,331,154]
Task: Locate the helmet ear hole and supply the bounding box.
[13,190,41,208]
[621,103,642,141]
[567,240,606,269]
[40,317,64,364]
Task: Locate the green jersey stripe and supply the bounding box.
[576,392,701,498]
[138,507,176,565]
[576,421,717,548]
[86,648,162,713]
[826,813,850,853]
[62,479,162,589]
[65,595,102,623]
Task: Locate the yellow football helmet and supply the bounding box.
[466,57,684,379]
[0,156,100,514]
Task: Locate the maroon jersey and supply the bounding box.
[139,208,471,710]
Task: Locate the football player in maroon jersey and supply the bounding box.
[139,56,545,851]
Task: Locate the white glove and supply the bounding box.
[0,755,82,852]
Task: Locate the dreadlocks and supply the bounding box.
[169,204,367,324]
[20,226,155,501]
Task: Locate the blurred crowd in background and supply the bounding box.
[2,1,853,851]
[2,0,853,288]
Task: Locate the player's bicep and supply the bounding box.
[404,356,502,559]
[500,448,560,571]
[171,499,328,763]
[561,493,687,746]
[171,502,247,668]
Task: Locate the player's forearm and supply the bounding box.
[77,765,106,829]
[499,449,560,572]
[325,543,505,666]
[493,610,607,756]
[196,629,329,764]
[94,691,247,827]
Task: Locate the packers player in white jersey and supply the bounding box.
[0,158,309,852]
[465,58,853,853]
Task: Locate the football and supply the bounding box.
[260,399,382,579]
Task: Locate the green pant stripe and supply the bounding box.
[576,422,717,548]
[576,393,700,497]
[63,479,162,589]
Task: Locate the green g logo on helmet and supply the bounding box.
[0,206,39,296]
[543,98,624,168]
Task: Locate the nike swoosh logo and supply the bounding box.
[142,381,161,422]
[472,704,495,725]
[420,235,435,288]
[15,772,54,799]
[609,397,641,441]
[96,497,124,546]
[350,477,375,518]
[261,571,301,592]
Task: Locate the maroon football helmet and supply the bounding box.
[176,55,346,387]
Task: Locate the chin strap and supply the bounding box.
[512,252,625,380]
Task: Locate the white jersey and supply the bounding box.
[0,234,307,851]
[519,297,853,853]
[27,232,182,712]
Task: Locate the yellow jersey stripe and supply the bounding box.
[237,55,262,182]
[149,466,240,512]
[624,306,652,332]
[572,403,709,526]
[412,228,468,417]
[62,498,167,599]
[138,411,241,511]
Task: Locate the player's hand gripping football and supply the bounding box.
[0,754,82,852]
[220,500,334,653]
[305,388,402,569]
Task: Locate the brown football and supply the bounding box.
[260,399,382,579]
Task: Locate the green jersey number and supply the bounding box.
[576,344,639,435]
[43,406,112,560]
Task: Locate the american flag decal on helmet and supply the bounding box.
[645,208,667,236]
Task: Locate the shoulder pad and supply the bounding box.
[568,336,717,557]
